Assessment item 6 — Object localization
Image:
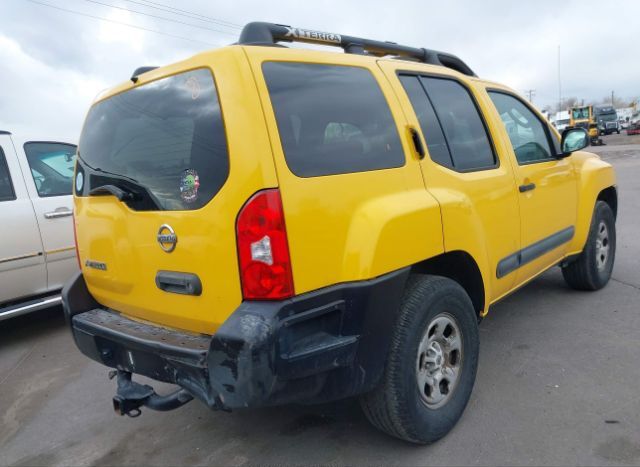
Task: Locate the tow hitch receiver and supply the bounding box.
[111,370,194,417]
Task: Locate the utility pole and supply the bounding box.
[611,90,615,107]
[558,45,562,113]
[524,89,536,103]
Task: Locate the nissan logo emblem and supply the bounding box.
[157,224,177,252]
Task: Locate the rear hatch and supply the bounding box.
[74,49,278,334]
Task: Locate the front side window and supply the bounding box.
[489,92,554,164]
[262,62,404,177]
[24,142,77,197]
[0,147,16,202]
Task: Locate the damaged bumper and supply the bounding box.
[62,269,408,413]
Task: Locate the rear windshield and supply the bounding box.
[77,68,228,211]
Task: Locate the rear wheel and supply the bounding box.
[360,275,479,444]
[562,201,616,290]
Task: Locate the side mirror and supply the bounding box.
[560,127,589,156]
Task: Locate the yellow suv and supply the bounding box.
[64,22,617,444]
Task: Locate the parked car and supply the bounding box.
[627,112,640,135]
[0,131,78,320]
[63,22,617,444]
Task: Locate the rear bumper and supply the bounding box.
[62,269,409,410]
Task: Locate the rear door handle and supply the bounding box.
[519,183,536,193]
[44,208,73,219]
[409,127,425,159]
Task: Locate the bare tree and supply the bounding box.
[557,97,578,112]
[598,94,627,108]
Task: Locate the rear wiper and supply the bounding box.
[86,173,161,210]
[77,155,162,209]
[89,184,136,201]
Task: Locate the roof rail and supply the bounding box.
[238,22,476,77]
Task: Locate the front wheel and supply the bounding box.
[562,201,616,290]
[360,275,479,444]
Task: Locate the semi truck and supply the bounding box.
[594,106,620,135]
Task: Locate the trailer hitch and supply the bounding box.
[111,370,194,417]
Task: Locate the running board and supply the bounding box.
[0,294,62,321]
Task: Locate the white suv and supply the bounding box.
[0,131,78,320]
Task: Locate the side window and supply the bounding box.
[420,77,496,171]
[0,147,16,202]
[262,62,405,177]
[23,142,77,197]
[398,75,453,168]
[488,92,554,164]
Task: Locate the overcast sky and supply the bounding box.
[2,0,639,142]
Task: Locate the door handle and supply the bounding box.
[409,127,425,159]
[519,183,536,193]
[156,271,202,296]
[44,208,73,219]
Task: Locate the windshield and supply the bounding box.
[572,108,590,120]
[595,107,617,122]
[77,68,228,211]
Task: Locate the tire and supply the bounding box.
[360,275,479,444]
[562,201,616,290]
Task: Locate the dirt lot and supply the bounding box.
[1,133,639,466]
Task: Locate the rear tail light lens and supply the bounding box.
[236,189,294,300]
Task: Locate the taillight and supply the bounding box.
[72,211,81,269]
[236,189,294,300]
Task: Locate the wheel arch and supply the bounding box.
[410,250,485,318]
[597,185,617,220]
[567,153,616,254]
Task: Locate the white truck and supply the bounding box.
[0,131,78,320]
[553,111,571,132]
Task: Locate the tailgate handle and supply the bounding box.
[155,271,202,296]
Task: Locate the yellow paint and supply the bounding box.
[75,44,616,334]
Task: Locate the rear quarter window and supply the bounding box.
[262,62,405,177]
[0,147,16,202]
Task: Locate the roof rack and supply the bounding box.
[238,22,476,77]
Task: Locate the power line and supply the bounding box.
[76,0,237,35]
[123,0,242,29]
[25,0,215,46]
[131,0,241,27]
